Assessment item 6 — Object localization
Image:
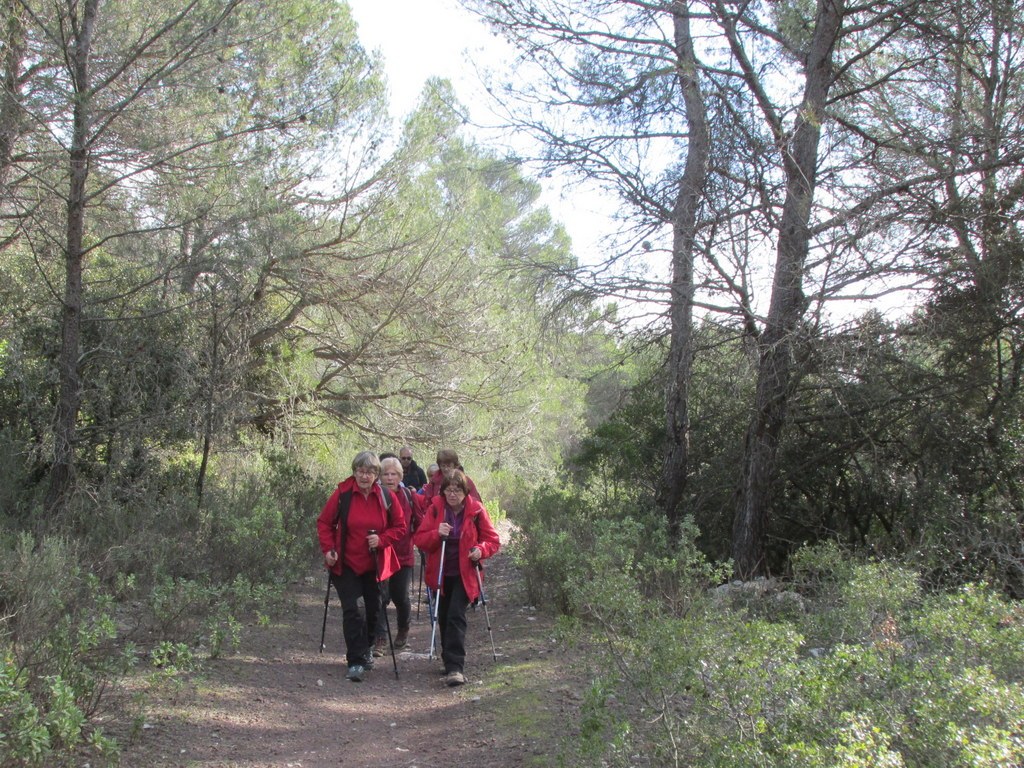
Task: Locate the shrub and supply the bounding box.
[558,543,1024,768]
[0,535,123,768]
[146,573,278,657]
[510,473,703,615]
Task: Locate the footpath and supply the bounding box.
[116,521,581,768]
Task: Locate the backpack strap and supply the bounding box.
[400,486,417,532]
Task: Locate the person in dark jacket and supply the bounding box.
[317,451,406,682]
[399,445,428,490]
[413,470,500,687]
[372,456,421,656]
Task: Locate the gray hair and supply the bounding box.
[380,456,402,476]
[351,450,381,475]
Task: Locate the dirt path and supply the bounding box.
[116,523,582,768]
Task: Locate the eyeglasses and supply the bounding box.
[443,487,466,495]
[354,467,378,477]
[399,456,412,462]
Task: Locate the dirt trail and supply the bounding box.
[116,522,581,768]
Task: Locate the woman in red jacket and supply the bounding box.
[372,456,421,656]
[419,448,482,504]
[317,451,406,682]
[414,470,500,686]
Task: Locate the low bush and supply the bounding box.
[0,534,124,767]
[547,536,1024,768]
[0,443,320,766]
[145,573,278,657]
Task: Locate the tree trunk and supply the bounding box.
[661,1,710,543]
[0,0,26,188]
[731,0,845,578]
[197,282,219,509]
[46,0,100,514]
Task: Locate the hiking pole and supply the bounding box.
[428,537,446,660]
[475,562,497,661]
[369,531,399,679]
[416,550,424,621]
[319,565,332,653]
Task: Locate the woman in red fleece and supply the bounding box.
[419,448,482,504]
[317,451,406,682]
[414,470,500,686]
[371,455,421,656]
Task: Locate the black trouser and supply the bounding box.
[375,564,413,638]
[438,572,471,674]
[330,567,380,666]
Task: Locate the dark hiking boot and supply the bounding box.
[394,629,409,649]
[372,636,388,657]
[445,670,466,687]
[346,664,365,682]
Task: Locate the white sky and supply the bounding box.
[345,0,620,269]
[347,0,496,119]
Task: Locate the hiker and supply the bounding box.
[420,448,481,503]
[317,451,406,682]
[373,456,420,657]
[421,463,439,492]
[399,445,428,490]
[414,469,500,686]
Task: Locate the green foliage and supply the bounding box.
[0,649,117,768]
[909,584,1024,682]
[509,489,592,612]
[0,505,285,765]
[0,651,52,766]
[576,675,633,764]
[511,480,720,615]
[549,542,1024,768]
[147,574,277,658]
[566,321,753,563]
[569,344,665,498]
[202,447,322,583]
[770,0,817,55]
[0,536,124,768]
[148,641,197,675]
[790,542,922,646]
